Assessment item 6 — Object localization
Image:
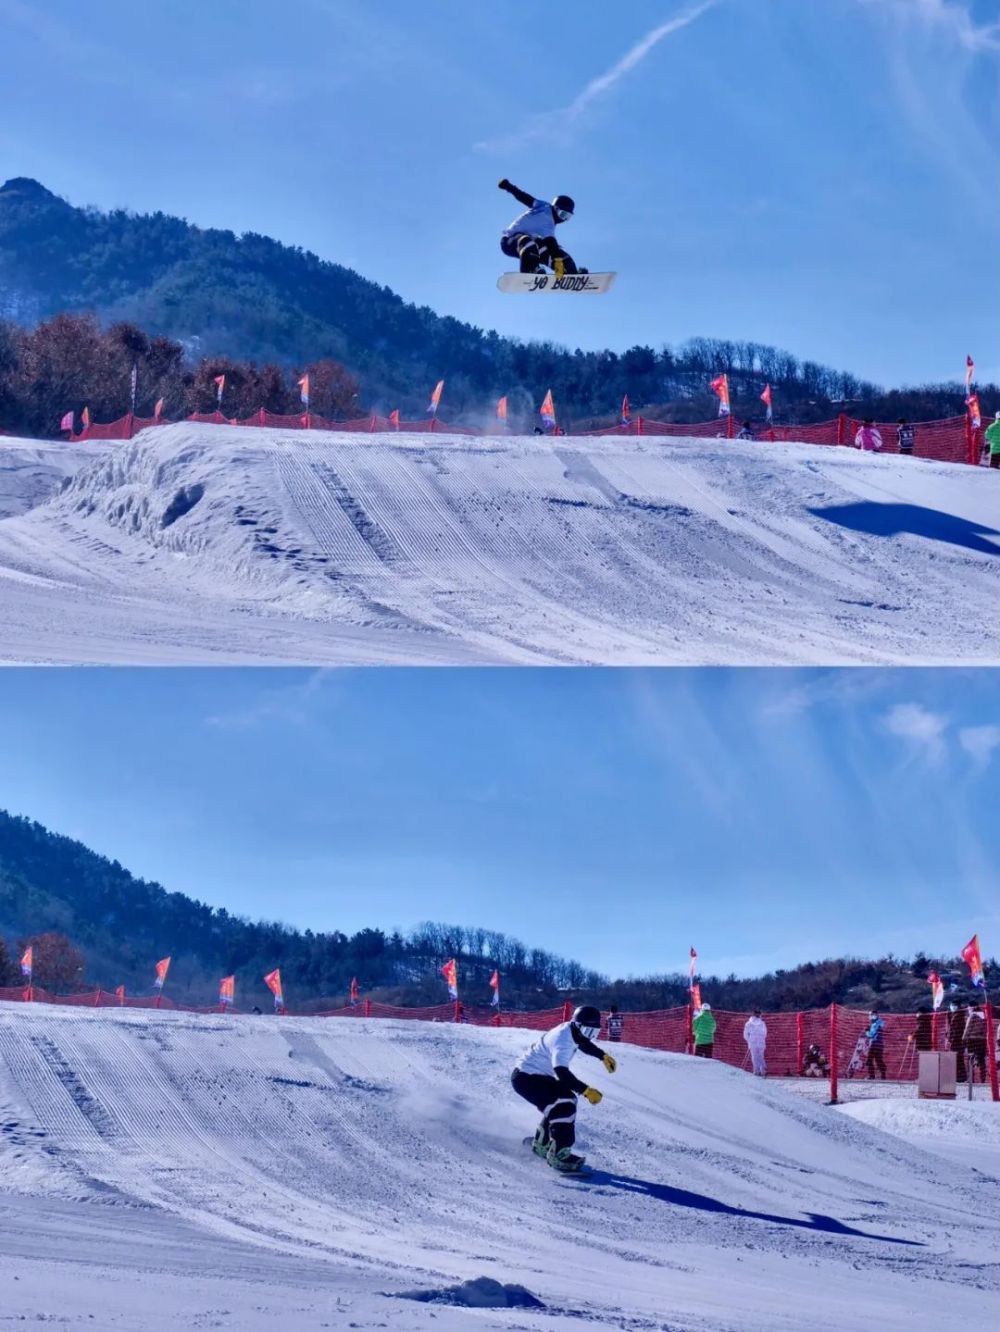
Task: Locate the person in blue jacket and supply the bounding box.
[865,1011,886,1079]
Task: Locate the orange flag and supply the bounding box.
[20,946,32,979]
[389,409,400,429]
[263,968,284,1009]
[213,374,226,405]
[709,374,730,416]
[114,984,126,1005]
[441,958,458,999]
[153,957,171,989]
[427,380,444,415]
[489,969,500,1008]
[153,397,165,420]
[496,396,508,421]
[81,406,91,429]
[349,977,359,1006]
[539,390,555,429]
[219,975,235,1006]
[297,374,310,408]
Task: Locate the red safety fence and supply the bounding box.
[2,987,996,1103]
[43,409,985,466]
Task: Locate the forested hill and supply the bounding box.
[0,809,991,1013]
[0,176,986,425]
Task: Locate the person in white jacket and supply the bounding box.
[743,1009,767,1076]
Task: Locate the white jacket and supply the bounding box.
[743,1016,767,1047]
[503,199,556,241]
[515,1021,580,1076]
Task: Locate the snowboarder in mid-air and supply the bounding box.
[511,1004,615,1173]
[498,179,587,276]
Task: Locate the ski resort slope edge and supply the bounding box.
[0,424,996,665]
[0,1003,998,1331]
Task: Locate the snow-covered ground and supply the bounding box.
[0,425,995,664]
[1,1003,997,1330]
[836,1096,1000,1174]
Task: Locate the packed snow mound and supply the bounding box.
[836,1096,1000,1175]
[0,436,110,519]
[0,424,995,664]
[1,1003,997,1331]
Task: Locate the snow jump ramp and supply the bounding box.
[1,1004,997,1330]
[0,424,996,665]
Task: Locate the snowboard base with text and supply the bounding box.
[498,272,616,294]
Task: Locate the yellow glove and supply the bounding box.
[582,1086,602,1106]
[602,1053,617,1074]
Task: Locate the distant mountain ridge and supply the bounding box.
[0,808,988,1012]
[3,174,985,425]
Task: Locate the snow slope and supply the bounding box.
[1,1003,997,1330]
[0,425,995,664]
[837,1096,1000,1175]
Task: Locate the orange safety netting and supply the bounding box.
[2,987,995,1102]
[46,409,982,465]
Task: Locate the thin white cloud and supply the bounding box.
[881,702,949,761]
[958,723,1000,768]
[205,669,333,730]
[859,0,1000,52]
[475,1,718,152]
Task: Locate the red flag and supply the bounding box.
[219,975,235,1006]
[427,379,444,414]
[441,958,458,999]
[263,968,284,1009]
[297,374,310,408]
[389,409,400,429]
[213,374,226,404]
[153,957,171,989]
[20,946,32,979]
[81,406,91,429]
[760,383,772,423]
[620,394,631,426]
[966,393,982,429]
[690,983,702,1010]
[496,396,508,422]
[153,397,165,420]
[927,972,944,1010]
[489,969,500,1008]
[59,410,74,433]
[349,977,359,1006]
[961,935,985,988]
[540,390,555,429]
[114,984,126,1005]
[709,374,730,416]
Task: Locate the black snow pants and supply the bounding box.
[511,1070,577,1150]
[866,1043,886,1078]
[501,232,578,275]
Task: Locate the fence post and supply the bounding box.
[986,1002,999,1102]
[829,1003,838,1104]
[796,1011,803,1076]
[836,414,846,446]
[726,415,734,439]
[364,998,371,1017]
[562,1000,572,1022]
[686,1002,694,1055]
[93,987,101,1007]
[637,416,644,437]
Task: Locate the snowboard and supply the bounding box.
[522,1136,592,1176]
[498,272,616,295]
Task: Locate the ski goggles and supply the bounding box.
[553,206,573,222]
[578,1025,600,1041]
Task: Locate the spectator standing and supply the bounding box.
[986,411,1000,470]
[854,419,883,452]
[606,1005,625,1043]
[949,1003,967,1082]
[692,1003,716,1058]
[736,421,755,441]
[742,1009,767,1076]
[896,418,915,456]
[865,1011,887,1079]
[964,999,988,1082]
[912,1008,933,1052]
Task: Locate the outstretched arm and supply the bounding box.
[498,178,535,209]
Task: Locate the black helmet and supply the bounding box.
[552,194,575,220]
[572,1004,601,1037]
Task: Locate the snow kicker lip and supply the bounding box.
[0,422,995,665]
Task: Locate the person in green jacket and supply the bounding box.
[986,411,1000,469]
[692,1003,717,1058]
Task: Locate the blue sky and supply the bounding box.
[0,668,995,980]
[0,0,997,386]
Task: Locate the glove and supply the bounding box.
[602,1053,617,1074]
[582,1086,602,1106]
[498,178,511,191]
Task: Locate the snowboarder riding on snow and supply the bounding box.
[511,1004,615,1172]
[498,180,586,277]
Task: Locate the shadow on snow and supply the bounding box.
[807,501,1000,557]
[583,1171,922,1246]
